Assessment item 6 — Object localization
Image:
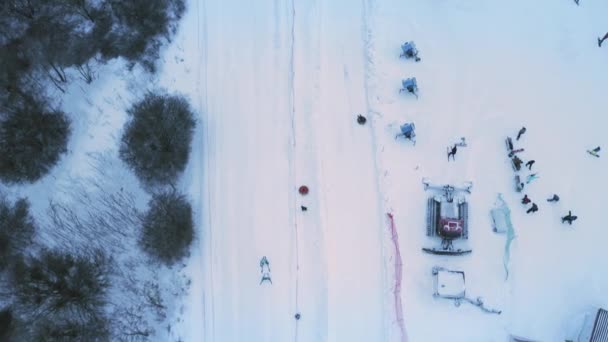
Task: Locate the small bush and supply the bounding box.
[140,191,193,264]
[10,250,110,325]
[119,92,195,187]
[108,0,186,72]
[0,197,35,271]
[0,95,71,184]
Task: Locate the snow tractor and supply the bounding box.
[422,178,472,255]
[400,77,418,98]
[395,122,416,145]
[400,41,421,62]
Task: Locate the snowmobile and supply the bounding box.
[422,178,472,255]
[395,122,416,145]
[400,77,418,98]
[259,256,272,285]
[400,41,421,62]
[432,266,501,314]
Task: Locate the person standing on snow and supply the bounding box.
[526,203,538,214]
[525,160,535,170]
[521,194,531,204]
[562,211,578,224]
[447,144,457,161]
[516,127,527,140]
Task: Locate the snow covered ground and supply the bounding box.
[161,0,608,341]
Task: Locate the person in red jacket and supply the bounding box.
[521,194,531,205]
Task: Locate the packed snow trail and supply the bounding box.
[303,0,389,340]
[187,0,390,341]
[195,1,296,341]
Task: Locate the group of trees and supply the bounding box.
[120,91,196,265]
[0,93,71,183]
[1,0,186,92]
[1,1,197,339]
[1,197,111,341]
[1,0,186,185]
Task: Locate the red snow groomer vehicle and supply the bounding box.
[422,178,472,256]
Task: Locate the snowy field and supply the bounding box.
[154,0,608,341]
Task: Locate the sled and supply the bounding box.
[506,137,514,152]
[432,266,502,314]
[508,148,524,158]
[400,77,418,98]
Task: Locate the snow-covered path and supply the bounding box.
[197,1,295,341]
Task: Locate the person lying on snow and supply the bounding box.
[562,211,578,225]
[516,126,526,141]
[526,203,538,214]
[562,210,578,225]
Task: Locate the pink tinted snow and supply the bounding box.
[387,213,408,342]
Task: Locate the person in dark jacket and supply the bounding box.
[525,160,535,170]
[547,194,559,202]
[599,32,608,47]
[512,156,523,171]
[562,211,578,225]
[447,144,457,161]
[516,127,527,140]
[521,194,531,204]
[526,203,538,214]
